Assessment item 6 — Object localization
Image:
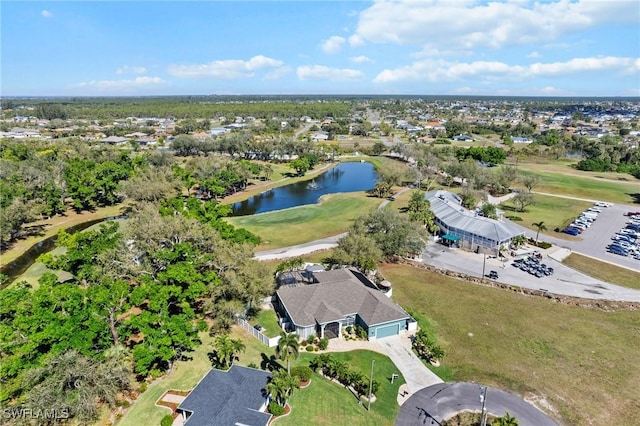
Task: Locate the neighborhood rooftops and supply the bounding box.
[276,268,410,328]
[177,365,272,426]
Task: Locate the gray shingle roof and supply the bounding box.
[426,190,524,243]
[277,268,409,327]
[178,365,272,426]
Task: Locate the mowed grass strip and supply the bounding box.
[226,192,380,250]
[563,253,640,290]
[380,262,640,426]
[499,194,592,238]
[515,168,640,205]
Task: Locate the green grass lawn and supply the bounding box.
[249,309,283,338]
[276,351,404,426]
[380,262,640,426]
[499,194,592,238]
[225,192,381,250]
[562,253,640,290]
[514,168,640,205]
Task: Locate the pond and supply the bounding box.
[230,161,378,216]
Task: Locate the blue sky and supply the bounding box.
[2,1,639,97]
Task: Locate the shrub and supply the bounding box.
[315,347,319,351]
[291,366,312,382]
[305,345,315,352]
[247,362,258,369]
[318,338,329,350]
[345,326,353,334]
[301,340,308,347]
[307,334,316,344]
[505,215,522,221]
[138,382,148,393]
[160,415,174,426]
[536,241,552,249]
[268,402,285,416]
[355,325,368,340]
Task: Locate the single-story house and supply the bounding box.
[176,365,272,426]
[452,134,474,142]
[426,190,525,255]
[510,136,533,144]
[275,268,413,340]
[101,135,129,145]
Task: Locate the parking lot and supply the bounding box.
[421,242,640,302]
[533,203,640,272]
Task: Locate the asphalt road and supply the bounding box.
[421,242,640,301]
[395,382,558,426]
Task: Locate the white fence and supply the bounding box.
[235,317,281,348]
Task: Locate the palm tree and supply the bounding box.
[275,331,299,374]
[266,370,299,406]
[492,411,519,426]
[532,221,547,244]
[211,334,246,369]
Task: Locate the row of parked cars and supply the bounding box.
[512,252,554,278]
[562,203,609,236]
[607,214,640,259]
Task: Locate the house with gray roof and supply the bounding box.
[276,268,413,340]
[425,190,524,255]
[176,365,272,426]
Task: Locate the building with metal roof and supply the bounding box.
[425,190,524,255]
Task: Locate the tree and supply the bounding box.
[275,331,299,374]
[412,329,444,364]
[512,192,534,212]
[520,174,540,193]
[492,412,519,426]
[289,158,310,176]
[332,232,383,272]
[211,334,246,369]
[22,350,130,424]
[407,190,439,234]
[353,208,428,258]
[266,370,299,406]
[121,166,182,203]
[480,203,498,219]
[532,221,547,244]
[510,234,528,249]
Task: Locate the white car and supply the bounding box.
[594,201,613,207]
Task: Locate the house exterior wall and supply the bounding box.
[295,325,316,340]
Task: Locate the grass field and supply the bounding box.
[513,168,640,205]
[225,192,381,250]
[499,193,592,238]
[380,262,640,426]
[249,309,282,338]
[562,253,640,290]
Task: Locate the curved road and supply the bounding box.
[395,382,558,426]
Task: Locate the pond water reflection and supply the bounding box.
[230,161,378,216]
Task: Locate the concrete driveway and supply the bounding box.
[376,334,443,393]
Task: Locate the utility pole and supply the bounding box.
[367,359,376,411]
[479,386,488,426]
[481,252,486,282]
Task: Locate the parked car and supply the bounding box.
[563,227,580,236]
[595,201,613,207]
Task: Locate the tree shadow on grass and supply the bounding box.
[260,353,284,372]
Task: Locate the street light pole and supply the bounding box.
[367,359,376,411]
[481,252,486,282]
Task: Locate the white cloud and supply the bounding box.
[116,66,147,75]
[321,36,346,54]
[527,51,542,59]
[374,56,638,83]
[264,66,292,81]
[348,34,365,47]
[168,55,284,79]
[297,65,364,81]
[350,55,373,64]
[74,76,166,91]
[41,10,53,18]
[352,0,639,53]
